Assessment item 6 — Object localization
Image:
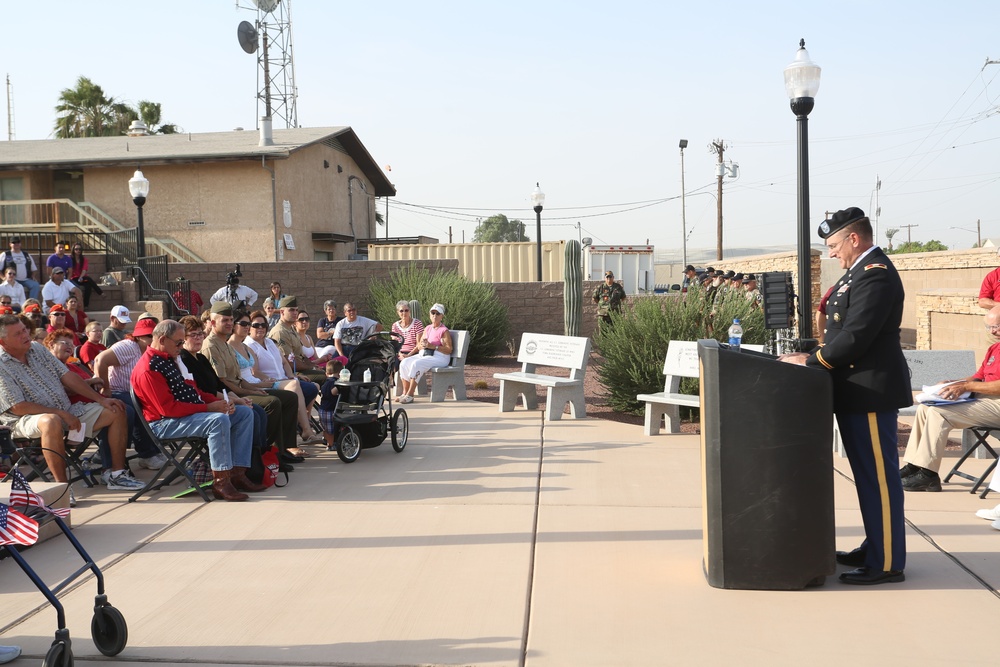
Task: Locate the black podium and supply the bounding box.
[698,339,836,590]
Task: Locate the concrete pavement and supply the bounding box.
[2,399,999,666]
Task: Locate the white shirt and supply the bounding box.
[0,280,26,307]
[209,284,259,307]
[0,250,37,281]
[41,278,76,311]
[245,336,289,380]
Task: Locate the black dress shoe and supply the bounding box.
[280,452,305,464]
[839,567,905,585]
[278,462,295,473]
[835,548,866,567]
[899,463,921,479]
[902,468,941,492]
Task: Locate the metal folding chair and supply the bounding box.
[12,435,101,488]
[127,387,212,503]
[943,426,1000,498]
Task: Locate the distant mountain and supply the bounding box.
[654,244,828,265]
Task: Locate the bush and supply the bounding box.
[368,264,510,363]
[594,288,765,414]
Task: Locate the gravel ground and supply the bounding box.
[458,354,945,449]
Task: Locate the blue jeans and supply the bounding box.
[148,406,253,471]
[17,278,40,301]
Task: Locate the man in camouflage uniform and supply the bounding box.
[743,273,763,309]
[593,270,627,327]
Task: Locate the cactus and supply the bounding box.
[408,299,422,323]
[564,239,583,336]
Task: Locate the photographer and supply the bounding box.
[209,265,258,311]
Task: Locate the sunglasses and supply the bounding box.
[235,320,250,327]
[250,322,268,329]
[430,311,441,316]
[52,312,66,316]
[398,308,409,313]
[297,317,310,322]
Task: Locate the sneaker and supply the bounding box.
[899,463,921,479]
[79,454,104,471]
[901,468,942,492]
[99,469,111,486]
[399,395,414,404]
[68,486,77,508]
[106,470,146,491]
[993,518,1000,531]
[136,453,168,470]
[976,504,1000,521]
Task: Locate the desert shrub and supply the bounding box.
[368,264,509,363]
[594,288,765,414]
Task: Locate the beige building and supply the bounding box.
[0,126,395,262]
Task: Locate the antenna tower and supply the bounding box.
[237,0,299,129]
[5,74,14,141]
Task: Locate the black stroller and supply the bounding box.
[331,333,409,463]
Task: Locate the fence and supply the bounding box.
[0,231,112,276]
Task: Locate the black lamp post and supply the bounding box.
[679,139,689,269]
[128,169,150,261]
[531,182,545,281]
[784,39,821,342]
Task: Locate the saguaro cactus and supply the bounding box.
[408,299,422,324]
[564,239,583,336]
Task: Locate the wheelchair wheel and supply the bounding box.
[336,427,362,463]
[42,639,73,667]
[91,605,128,656]
[391,409,408,452]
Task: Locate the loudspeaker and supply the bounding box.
[761,271,795,330]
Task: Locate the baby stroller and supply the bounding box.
[332,332,409,463]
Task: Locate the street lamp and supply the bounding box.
[784,38,821,342]
[679,139,689,269]
[128,169,150,261]
[531,182,545,281]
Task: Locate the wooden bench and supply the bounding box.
[494,333,591,421]
[429,330,470,402]
[637,340,765,436]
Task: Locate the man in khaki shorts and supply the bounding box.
[0,314,142,490]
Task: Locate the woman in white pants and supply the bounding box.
[397,303,452,404]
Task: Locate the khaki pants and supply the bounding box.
[904,399,1000,472]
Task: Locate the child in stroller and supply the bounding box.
[322,333,409,463]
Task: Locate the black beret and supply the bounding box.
[818,207,867,239]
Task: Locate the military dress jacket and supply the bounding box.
[806,246,912,414]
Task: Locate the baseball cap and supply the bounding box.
[132,318,157,337]
[110,305,132,323]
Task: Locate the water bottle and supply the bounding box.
[339,367,351,382]
[363,368,372,383]
[728,318,744,352]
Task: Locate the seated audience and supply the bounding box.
[0,313,142,490]
[398,303,452,404]
[268,296,326,383]
[131,319,264,501]
[391,300,425,363]
[78,321,106,369]
[314,299,344,359]
[102,305,131,347]
[63,295,88,342]
[0,267,27,312]
[333,301,383,360]
[41,266,82,312]
[68,243,103,308]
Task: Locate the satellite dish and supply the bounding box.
[237,21,258,54]
[253,0,279,13]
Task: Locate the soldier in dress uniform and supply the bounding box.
[780,207,911,585]
[593,270,627,327]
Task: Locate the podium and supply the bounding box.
[698,339,836,590]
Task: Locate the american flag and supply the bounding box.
[6,468,71,518]
[0,502,39,546]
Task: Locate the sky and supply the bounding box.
[3,1,1000,260]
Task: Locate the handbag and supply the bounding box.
[247,444,288,488]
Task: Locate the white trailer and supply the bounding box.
[585,245,655,295]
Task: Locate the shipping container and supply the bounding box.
[585,245,655,295]
[368,241,566,282]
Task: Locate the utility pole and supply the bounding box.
[709,139,726,261]
[899,223,919,244]
[5,74,14,141]
[977,218,981,248]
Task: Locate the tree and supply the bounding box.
[884,227,899,252]
[472,214,528,243]
[54,77,178,138]
[887,239,949,254]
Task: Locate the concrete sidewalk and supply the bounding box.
[2,399,999,666]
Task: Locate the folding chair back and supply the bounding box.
[128,387,212,503]
[10,435,100,488]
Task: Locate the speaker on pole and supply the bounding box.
[761,271,795,330]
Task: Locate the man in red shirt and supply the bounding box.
[978,250,1000,310]
[901,305,1000,491]
[130,319,264,501]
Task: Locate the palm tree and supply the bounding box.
[54,76,116,138]
[136,100,179,134]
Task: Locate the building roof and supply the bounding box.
[0,126,396,196]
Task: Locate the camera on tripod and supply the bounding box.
[225,264,242,287]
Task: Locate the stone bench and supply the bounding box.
[494,333,591,421]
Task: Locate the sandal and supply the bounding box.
[286,447,311,458]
